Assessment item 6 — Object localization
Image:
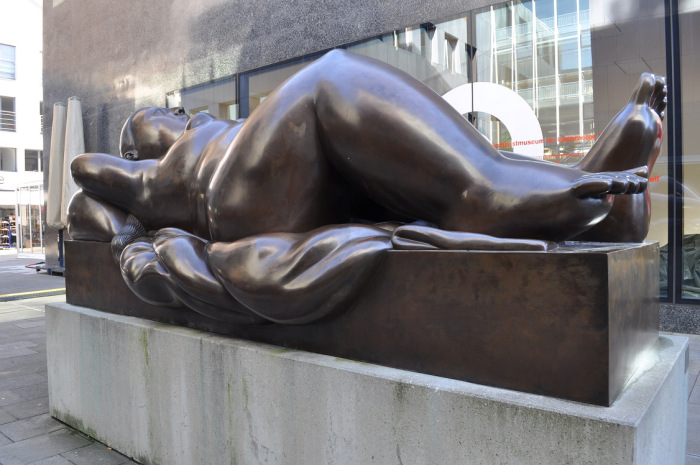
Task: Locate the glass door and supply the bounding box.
[16,183,44,258]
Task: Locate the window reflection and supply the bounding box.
[679,1,700,298]
[243,58,318,117]
[167,77,237,119]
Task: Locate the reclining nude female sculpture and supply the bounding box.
[67,50,666,325]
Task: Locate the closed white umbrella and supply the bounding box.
[60,96,84,226]
[46,102,66,228]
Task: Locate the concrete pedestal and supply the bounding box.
[46,303,688,465]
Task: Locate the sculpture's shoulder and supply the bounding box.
[185,112,217,131]
[184,112,245,135]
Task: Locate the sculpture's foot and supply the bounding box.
[570,73,666,242]
[575,73,665,174]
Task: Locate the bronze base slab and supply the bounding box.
[65,240,659,406]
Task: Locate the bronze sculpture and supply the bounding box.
[67,49,666,325]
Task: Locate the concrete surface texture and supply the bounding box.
[47,302,691,465]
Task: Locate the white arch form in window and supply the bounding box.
[442,82,545,160]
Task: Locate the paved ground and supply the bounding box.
[0,250,695,464]
[0,295,139,465]
[0,252,65,302]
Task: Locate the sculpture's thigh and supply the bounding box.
[205,88,349,242]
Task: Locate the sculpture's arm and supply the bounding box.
[71,153,194,231]
[71,153,158,216]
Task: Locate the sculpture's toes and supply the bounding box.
[651,75,667,118]
[206,224,393,325]
[572,170,648,198]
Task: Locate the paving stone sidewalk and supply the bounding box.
[0,254,65,302]
[0,296,139,465]
[0,294,697,464]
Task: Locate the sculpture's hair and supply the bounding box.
[119,108,148,160]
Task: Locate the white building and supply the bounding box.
[0,0,43,251]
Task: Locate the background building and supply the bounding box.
[42,0,700,331]
[1,0,44,254]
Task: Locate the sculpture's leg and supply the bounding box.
[303,50,647,241]
[571,73,666,242]
[575,73,665,173]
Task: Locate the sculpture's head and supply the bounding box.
[120,107,189,160]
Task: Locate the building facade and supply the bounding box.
[43,0,700,331]
[1,0,44,253]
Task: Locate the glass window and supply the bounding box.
[679,0,700,298]
[0,148,16,172]
[172,77,237,119]
[346,20,471,97]
[0,44,15,80]
[0,96,15,131]
[242,57,319,117]
[24,150,42,172]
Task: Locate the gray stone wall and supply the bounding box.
[42,0,499,268]
[42,0,494,159]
